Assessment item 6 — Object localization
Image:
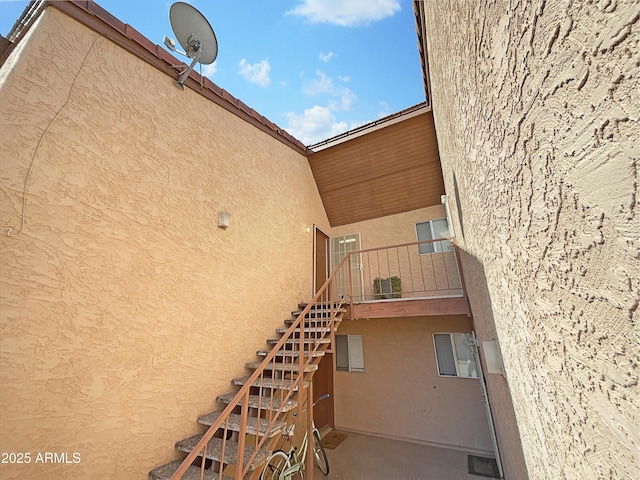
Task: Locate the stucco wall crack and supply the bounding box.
[5,34,99,238]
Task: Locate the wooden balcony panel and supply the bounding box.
[346,296,470,319]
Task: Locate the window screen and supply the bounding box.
[434,334,457,376]
[416,218,452,254]
[434,333,478,378]
[336,335,364,372]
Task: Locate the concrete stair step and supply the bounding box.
[284,317,341,326]
[267,337,330,346]
[244,361,318,373]
[292,309,346,319]
[198,411,287,438]
[175,435,269,472]
[257,349,325,358]
[149,460,232,480]
[298,301,345,310]
[216,392,297,412]
[275,326,337,335]
[232,375,308,390]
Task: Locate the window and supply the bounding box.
[336,335,365,372]
[433,333,477,378]
[416,218,452,254]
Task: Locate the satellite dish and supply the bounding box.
[164,2,218,89]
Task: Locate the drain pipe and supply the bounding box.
[470,332,505,479]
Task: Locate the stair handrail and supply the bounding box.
[169,236,460,479]
[169,252,352,480]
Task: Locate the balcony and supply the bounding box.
[332,238,470,319]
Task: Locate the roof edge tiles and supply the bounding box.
[3,0,308,154]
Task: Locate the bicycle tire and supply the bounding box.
[260,450,291,480]
[312,430,330,476]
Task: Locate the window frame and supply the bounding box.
[335,334,365,373]
[433,332,478,379]
[415,218,453,254]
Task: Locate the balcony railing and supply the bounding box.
[167,238,463,479]
[332,238,464,304]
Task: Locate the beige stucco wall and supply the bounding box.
[331,205,462,299]
[425,1,639,479]
[334,315,493,453]
[331,204,447,249]
[0,9,329,480]
[331,208,493,452]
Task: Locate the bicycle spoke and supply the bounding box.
[260,450,291,480]
[312,429,330,475]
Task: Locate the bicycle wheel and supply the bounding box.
[312,430,330,475]
[260,450,291,480]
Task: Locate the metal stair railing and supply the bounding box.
[169,253,351,480]
[168,237,463,479]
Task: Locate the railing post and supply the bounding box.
[348,253,353,315]
[236,390,248,479]
[329,273,335,352]
[306,382,315,480]
[299,300,305,391]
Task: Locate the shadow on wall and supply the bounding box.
[453,172,465,240]
[457,248,529,480]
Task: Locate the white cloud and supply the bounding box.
[329,89,356,111]
[303,71,333,96]
[284,106,349,145]
[319,51,335,62]
[338,75,351,82]
[377,101,391,118]
[302,71,357,111]
[286,0,401,26]
[287,70,360,144]
[202,62,218,78]
[238,58,271,87]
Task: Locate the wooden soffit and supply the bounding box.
[307,108,444,227]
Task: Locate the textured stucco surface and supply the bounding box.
[425,1,639,479]
[332,208,492,453]
[334,315,493,453]
[331,204,448,249]
[0,10,329,480]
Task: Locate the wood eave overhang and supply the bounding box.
[307,102,430,153]
[307,107,444,227]
[2,0,307,155]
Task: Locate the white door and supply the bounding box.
[330,233,363,301]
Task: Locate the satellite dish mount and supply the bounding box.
[164,2,218,89]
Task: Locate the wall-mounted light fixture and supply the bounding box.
[218,211,231,229]
[304,225,311,233]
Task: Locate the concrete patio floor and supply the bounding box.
[316,430,497,480]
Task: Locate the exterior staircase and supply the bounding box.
[149,301,345,480]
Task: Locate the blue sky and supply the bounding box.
[0,0,425,145]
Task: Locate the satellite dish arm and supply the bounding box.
[175,55,200,89]
[175,35,203,89]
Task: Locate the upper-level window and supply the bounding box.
[416,218,452,254]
